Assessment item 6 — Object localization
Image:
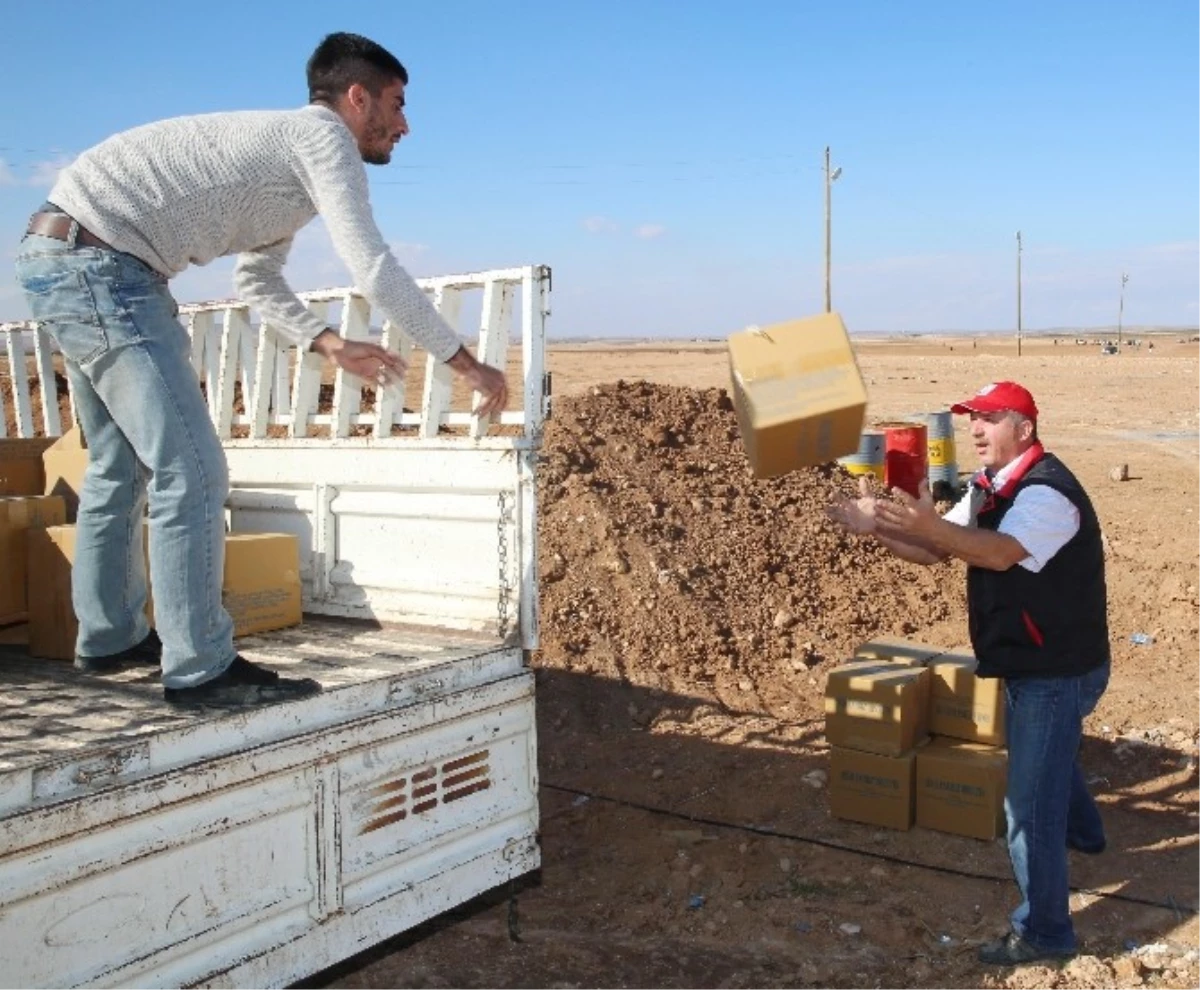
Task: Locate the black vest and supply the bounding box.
[967,453,1111,679]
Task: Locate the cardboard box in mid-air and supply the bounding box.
[727,313,867,479]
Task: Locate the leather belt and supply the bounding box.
[26,212,115,251]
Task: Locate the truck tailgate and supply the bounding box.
[0,619,539,989]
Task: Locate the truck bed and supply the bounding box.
[0,617,519,812]
[0,618,540,989]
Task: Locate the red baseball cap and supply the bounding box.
[950,381,1038,420]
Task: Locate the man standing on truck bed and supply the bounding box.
[14,32,507,707]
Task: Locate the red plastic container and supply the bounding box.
[880,422,929,497]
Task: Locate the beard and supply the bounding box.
[360,115,394,166]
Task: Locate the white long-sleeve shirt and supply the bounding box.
[943,458,1081,573]
[48,105,462,359]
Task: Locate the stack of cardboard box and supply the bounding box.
[0,429,304,659]
[823,650,933,831]
[825,637,1008,840]
[0,437,68,637]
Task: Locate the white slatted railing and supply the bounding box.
[1,265,550,445]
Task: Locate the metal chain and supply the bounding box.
[497,490,513,639]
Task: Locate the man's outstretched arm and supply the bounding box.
[826,477,949,565]
[874,482,1029,571]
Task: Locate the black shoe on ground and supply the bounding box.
[163,656,322,708]
[978,933,1075,966]
[1067,835,1106,855]
[75,629,163,674]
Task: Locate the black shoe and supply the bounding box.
[1067,836,1106,855]
[978,933,1075,966]
[75,629,163,674]
[164,656,322,708]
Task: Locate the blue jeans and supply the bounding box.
[15,235,235,688]
[1004,661,1110,952]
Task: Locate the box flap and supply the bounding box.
[46,425,87,451]
[854,637,946,665]
[920,736,1007,770]
[928,654,980,690]
[728,314,856,383]
[0,438,56,497]
[825,660,926,697]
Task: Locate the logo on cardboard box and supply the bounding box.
[841,770,900,790]
[844,699,887,719]
[923,778,986,798]
[933,699,996,726]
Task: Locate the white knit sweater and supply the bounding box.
[48,105,462,359]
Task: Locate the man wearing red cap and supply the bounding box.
[828,380,1111,966]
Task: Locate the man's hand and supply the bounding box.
[311,329,406,387]
[826,476,880,535]
[447,346,508,417]
[874,479,940,543]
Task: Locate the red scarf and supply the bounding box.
[972,442,1046,500]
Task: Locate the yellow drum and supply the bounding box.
[836,429,885,482]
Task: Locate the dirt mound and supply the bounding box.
[535,381,965,714]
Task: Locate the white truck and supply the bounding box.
[0,265,550,988]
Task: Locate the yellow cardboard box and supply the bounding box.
[26,525,79,660]
[0,438,56,497]
[42,426,89,523]
[26,523,153,660]
[916,737,1008,840]
[727,313,867,479]
[927,652,1006,746]
[222,533,303,636]
[829,746,917,831]
[824,660,930,757]
[0,496,67,624]
[25,528,300,660]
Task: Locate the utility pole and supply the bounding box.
[1117,272,1129,353]
[1016,231,1023,357]
[824,146,841,312]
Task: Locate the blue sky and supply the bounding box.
[1,0,1197,337]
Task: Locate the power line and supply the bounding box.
[374,169,808,187]
[542,781,1198,917]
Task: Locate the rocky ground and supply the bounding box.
[313,340,1199,989]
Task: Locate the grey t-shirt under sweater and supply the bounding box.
[48,104,461,359]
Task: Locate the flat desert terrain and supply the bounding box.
[314,335,1199,990]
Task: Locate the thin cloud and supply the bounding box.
[582,215,619,234]
[1140,240,1199,258]
[27,155,75,188]
[0,158,17,187]
[634,223,666,240]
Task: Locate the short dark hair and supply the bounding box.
[307,32,408,105]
